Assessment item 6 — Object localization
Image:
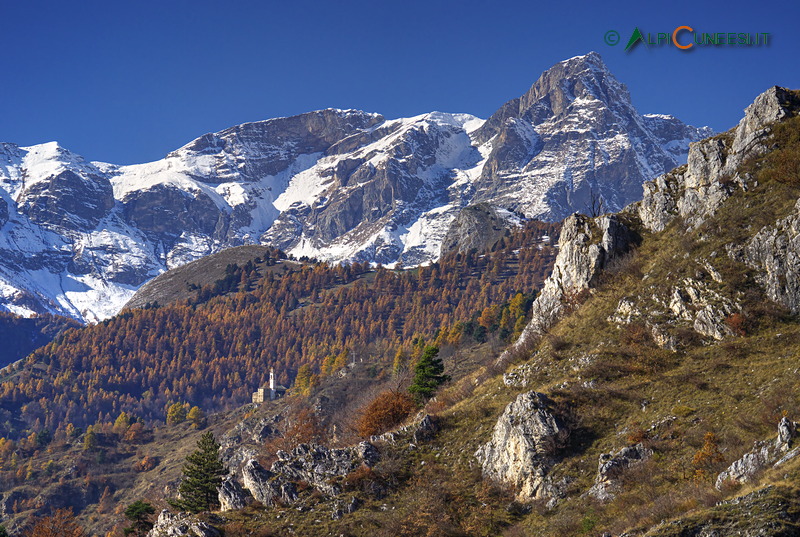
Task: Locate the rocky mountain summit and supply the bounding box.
[0,52,709,322]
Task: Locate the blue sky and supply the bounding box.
[2,0,798,164]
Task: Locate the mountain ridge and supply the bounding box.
[0,52,710,322]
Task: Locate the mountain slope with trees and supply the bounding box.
[0,220,558,440]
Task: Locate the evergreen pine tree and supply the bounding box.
[169,432,226,513]
[408,346,450,402]
[123,500,155,536]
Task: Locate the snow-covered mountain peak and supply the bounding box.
[17,142,99,188]
[531,50,631,114]
[558,50,605,66]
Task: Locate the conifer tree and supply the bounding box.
[187,406,206,429]
[170,432,226,513]
[82,426,97,451]
[408,346,450,403]
[166,402,188,425]
[123,500,155,536]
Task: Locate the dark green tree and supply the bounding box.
[123,500,155,536]
[408,346,450,402]
[169,432,226,513]
[0,524,8,537]
[35,428,52,448]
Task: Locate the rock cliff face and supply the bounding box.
[732,198,800,314]
[224,441,379,510]
[500,212,633,359]
[716,417,798,490]
[0,53,709,322]
[18,169,115,232]
[637,86,798,233]
[474,391,569,502]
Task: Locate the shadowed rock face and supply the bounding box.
[440,203,516,255]
[122,185,221,239]
[18,170,114,231]
[175,109,386,183]
[0,197,8,228]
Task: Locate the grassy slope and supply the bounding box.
[123,245,303,310]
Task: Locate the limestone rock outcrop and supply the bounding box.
[475,391,569,501]
[587,443,652,501]
[609,269,740,343]
[637,86,797,234]
[217,474,249,512]
[219,413,281,471]
[716,417,798,490]
[240,459,298,507]
[271,441,379,497]
[730,198,800,314]
[501,213,632,360]
[236,441,379,507]
[146,510,222,537]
